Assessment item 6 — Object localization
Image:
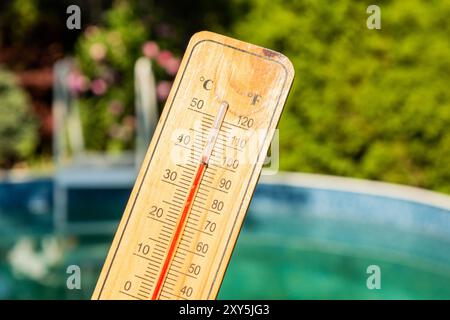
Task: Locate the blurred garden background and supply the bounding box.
[0,0,449,192]
[0,0,449,299]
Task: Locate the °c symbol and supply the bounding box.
[200,76,213,91]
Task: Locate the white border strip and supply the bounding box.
[260,172,450,211]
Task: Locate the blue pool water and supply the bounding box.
[0,176,449,299]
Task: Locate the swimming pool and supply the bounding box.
[0,173,449,299]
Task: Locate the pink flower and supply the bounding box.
[156,81,172,101]
[67,70,89,95]
[91,78,107,96]
[109,124,121,138]
[164,57,180,76]
[89,43,107,61]
[109,124,132,141]
[108,100,124,116]
[85,25,99,37]
[142,41,159,58]
[157,50,173,68]
[123,115,136,129]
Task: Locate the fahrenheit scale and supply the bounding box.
[92,31,294,300]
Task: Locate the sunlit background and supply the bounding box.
[0,0,449,299]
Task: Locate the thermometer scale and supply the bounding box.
[92,31,294,300]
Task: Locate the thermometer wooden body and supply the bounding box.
[92,31,294,300]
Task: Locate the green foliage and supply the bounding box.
[73,2,179,153]
[0,67,38,168]
[7,0,39,41]
[231,0,450,193]
[74,3,146,152]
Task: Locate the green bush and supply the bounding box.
[73,2,180,153]
[73,2,146,152]
[0,67,38,168]
[231,0,450,193]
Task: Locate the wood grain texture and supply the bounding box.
[92,31,294,300]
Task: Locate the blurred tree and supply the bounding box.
[230,0,450,193]
[0,0,448,194]
[0,0,113,160]
[73,1,183,152]
[0,67,38,168]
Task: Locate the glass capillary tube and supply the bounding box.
[201,101,229,165]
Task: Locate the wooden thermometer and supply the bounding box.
[92,31,294,300]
